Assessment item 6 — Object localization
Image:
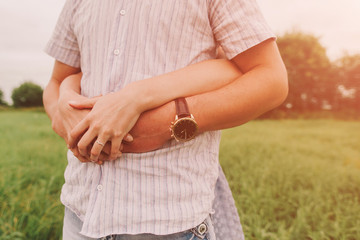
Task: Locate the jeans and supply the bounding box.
[63,207,216,240]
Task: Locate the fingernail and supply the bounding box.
[125,134,133,142]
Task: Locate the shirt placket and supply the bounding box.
[105,2,131,94]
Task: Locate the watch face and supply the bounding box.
[173,117,198,142]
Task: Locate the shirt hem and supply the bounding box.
[78,211,213,238]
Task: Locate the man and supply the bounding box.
[43,0,288,239]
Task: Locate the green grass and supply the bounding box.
[0,111,67,240]
[220,120,360,240]
[1,110,360,239]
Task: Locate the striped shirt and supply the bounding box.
[45,0,274,238]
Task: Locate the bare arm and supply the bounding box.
[124,39,288,152]
[43,61,82,141]
[192,39,287,131]
[43,61,81,121]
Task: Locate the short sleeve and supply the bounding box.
[44,0,81,68]
[209,0,276,59]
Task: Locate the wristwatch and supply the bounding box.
[170,97,198,142]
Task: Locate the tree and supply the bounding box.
[11,82,43,108]
[277,31,334,112]
[0,89,8,106]
[334,54,360,112]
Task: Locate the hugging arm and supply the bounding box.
[127,39,288,152]
[43,61,81,143]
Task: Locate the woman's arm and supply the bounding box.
[124,39,288,153]
[121,59,241,112]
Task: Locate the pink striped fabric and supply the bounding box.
[45,0,274,238]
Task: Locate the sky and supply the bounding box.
[0,0,359,103]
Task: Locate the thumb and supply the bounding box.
[68,95,102,109]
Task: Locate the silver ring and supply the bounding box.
[96,140,105,147]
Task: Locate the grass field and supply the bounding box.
[0,110,360,240]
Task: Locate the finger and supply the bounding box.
[71,147,89,163]
[68,95,101,110]
[109,137,123,160]
[77,129,99,157]
[101,142,123,156]
[98,152,110,162]
[69,118,90,148]
[113,144,123,160]
[78,155,89,163]
[89,138,107,162]
[87,143,93,157]
[101,142,111,155]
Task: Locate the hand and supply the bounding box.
[55,90,92,142]
[66,95,134,164]
[54,88,95,163]
[68,89,141,162]
[54,73,109,164]
[89,102,173,155]
[95,103,173,154]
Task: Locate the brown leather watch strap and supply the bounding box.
[175,97,191,118]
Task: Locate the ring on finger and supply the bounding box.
[96,140,105,147]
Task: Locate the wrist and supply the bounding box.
[134,100,175,138]
[122,81,153,113]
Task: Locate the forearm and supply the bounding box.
[124,59,241,112]
[188,65,287,132]
[190,40,288,131]
[43,80,61,121]
[43,61,81,120]
[123,66,287,152]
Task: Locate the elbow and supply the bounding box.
[42,82,54,107]
[276,67,289,105]
[269,64,288,109]
[42,85,49,106]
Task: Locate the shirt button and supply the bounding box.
[120,9,126,15]
[113,49,120,55]
[97,185,103,191]
[197,223,207,235]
